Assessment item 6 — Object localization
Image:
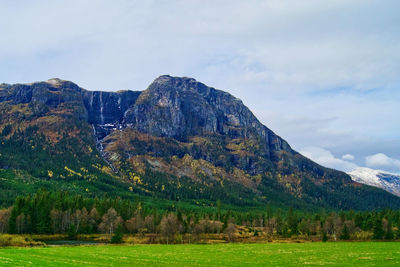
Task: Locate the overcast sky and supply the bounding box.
[1,0,399,173]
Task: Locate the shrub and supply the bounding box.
[340,224,350,240]
[67,224,77,240]
[0,234,44,247]
[353,231,373,241]
[111,226,124,244]
[322,232,328,242]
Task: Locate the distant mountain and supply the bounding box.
[0,76,399,210]
[348,167,400,197]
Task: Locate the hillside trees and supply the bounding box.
[2,190,400,242]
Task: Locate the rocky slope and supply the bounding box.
[0,76,399,210]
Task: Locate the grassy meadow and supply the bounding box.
[0,242,399,266]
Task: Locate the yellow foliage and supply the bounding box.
[133,176,142,184]
[64,166,82,177]
[92,163,101,170]
[128,171,142,185]
[100,165,113,176]
[182,154,193,165]
[47,170,53,178]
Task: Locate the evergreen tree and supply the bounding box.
[287,207,298,235]
[68,224,77,240]
[340,224,350,240]
[322,231,328,242]
[385,220,394,240]
[111,225,124,244]
[373,218,384,240]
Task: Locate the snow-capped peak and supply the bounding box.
[348,167,400,197]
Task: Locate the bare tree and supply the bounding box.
[125,217,137,234]
[144,215,156,233]
[73,209,82,234]
[382,218,389,232]
[323,214,335,235]
[159,213,182,244]
[80,207,89,232]
[265,217,277,236]
[212,220,223,234]
[99,208,123,235]
[194,219,223,234]
[50,209,62,234]
[311,220,321,236]
[16,213,26,234]
[89,207,100,232]
[125,211,145,234]
[135,212,144,232]
[0,208,11,233]
[224,223,236,242]
[61,209,72,233]
[333,217,343,241]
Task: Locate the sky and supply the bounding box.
[1,0,399,173]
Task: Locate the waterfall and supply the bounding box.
[100,91,104,125]
[90,92,94,109]
[117,96,122,111]
[92,124,116,172]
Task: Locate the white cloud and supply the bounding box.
[0,0,399,173]
[342,154,355,161]
[299,147,358,172]
[365,153,400,171]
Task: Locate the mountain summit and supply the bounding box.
[0,76,399,210]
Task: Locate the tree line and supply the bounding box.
[0,190,399,243]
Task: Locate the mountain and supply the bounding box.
[0,76,399,210]
[348,167,400,197]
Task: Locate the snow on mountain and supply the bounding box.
[348,167,400,197]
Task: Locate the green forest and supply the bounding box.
[0,189,399,245]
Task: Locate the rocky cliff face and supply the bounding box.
[83,90,140,126]
[80,75,290,154]
[124,76,290,151]
[79,75,295,175]
[0,79,82,105]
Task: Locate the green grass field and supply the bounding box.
[0,242,399,266]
